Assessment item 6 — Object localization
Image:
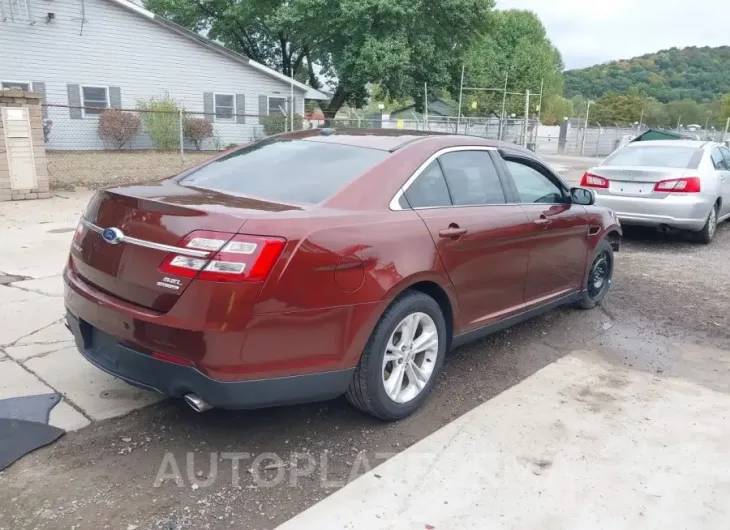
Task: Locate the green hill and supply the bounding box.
[564,46,730,103]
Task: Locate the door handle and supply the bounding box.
[439,224,467,239]
[534,215,551,229]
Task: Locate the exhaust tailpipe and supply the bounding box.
[184,393,212,413]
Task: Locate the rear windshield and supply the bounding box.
[181,139,389,204]
[602,145,701,169]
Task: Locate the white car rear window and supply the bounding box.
[603,145,701,169]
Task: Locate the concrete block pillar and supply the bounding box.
[0,88,50,201]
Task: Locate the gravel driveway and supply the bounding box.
[1,216,729,529]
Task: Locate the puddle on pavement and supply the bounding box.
[588,321,730,394]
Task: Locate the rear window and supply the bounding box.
[602,145,701,169]
[181,139,389,204]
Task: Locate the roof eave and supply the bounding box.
[106,0,330,100]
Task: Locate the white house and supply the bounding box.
[0,0,328,150]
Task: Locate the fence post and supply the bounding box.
[581,101,592,156]
[178,109,185,169]
[522,89,530,147]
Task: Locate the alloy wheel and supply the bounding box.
[708,207,717,239]
[381,312,439,404]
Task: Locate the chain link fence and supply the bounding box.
[42,103,311,190]
[42,102,727,190]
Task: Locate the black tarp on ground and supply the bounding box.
[0,393,65,471]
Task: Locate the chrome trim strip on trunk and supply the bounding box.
[79,217,211,258]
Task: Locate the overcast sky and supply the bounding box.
[496,0,730,70]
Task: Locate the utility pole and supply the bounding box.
[290,67,295,133]
[498,72,508,141]
[424,82,428,130]
[638,108,644,130]
[676,115,681,131]
[534,79,544,148]
[456,65,465,135]
[581,101,592,156]
[723,117,730,142]
[523,89,530,148]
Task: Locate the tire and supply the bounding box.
[693,203,718,244]
[576,238,614,310]
[345,290,447,421]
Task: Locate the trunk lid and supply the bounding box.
[71,183,301,312]
[588,166,689,197]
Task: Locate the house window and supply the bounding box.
[81,86,109,116]
[9,0,30,22]
[214,94,235,121]
[268,97,287,116]
[1,81,30,91]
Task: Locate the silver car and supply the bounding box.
[581,140,730,243]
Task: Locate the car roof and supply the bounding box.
[278,128,535,154]
[623,139,711,149]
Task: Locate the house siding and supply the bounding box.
[0,0,307,150]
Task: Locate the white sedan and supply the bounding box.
[580,140,730,243]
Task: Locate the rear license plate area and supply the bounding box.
[611,182,651,195]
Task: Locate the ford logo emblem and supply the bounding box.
[101,227,124,245]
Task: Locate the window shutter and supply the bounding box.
[203,92,214,122]
[32,81,47,118]
[258,95,268,123]
[67,84,82,119]
[109,86,122,109]
[235,94,245,124]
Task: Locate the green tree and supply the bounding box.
[720,94,730,121]
[137,94,180,150]
[540,95,573,125]
[146,0,494,118]
[459,9,563,117]
[564,46,730,104]
[591,92,643,125]
[665,99,703,128]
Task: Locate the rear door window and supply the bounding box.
[711,147,729,170]
[438,151,506,205]
[721,147,730,170]
[603,145,702,169]
[181,139,389,204]
[403,161,452,208]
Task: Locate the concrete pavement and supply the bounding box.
[0,192,161,432]
[279,351,730,530]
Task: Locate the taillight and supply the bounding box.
[159,230,286,282]
[580,172,609,189]
[72,219,88,251]
[653,177,701,193]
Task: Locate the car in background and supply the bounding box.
[64,130,621,421]
[580,140,730,243]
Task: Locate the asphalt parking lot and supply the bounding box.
[1,159,729,529]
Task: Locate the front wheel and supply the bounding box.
[576,238,614,309]
[346,291,447,421]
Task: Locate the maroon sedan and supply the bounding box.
[64,130,621,421]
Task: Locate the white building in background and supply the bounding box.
[0,0,328,150]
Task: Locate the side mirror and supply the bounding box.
[570,187,595,206]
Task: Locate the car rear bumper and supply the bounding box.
[594,193,713,230]
[66,311,355,409]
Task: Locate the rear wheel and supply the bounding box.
[693,203,718,244]
[346,291,447,421]
[576,238,614,309]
